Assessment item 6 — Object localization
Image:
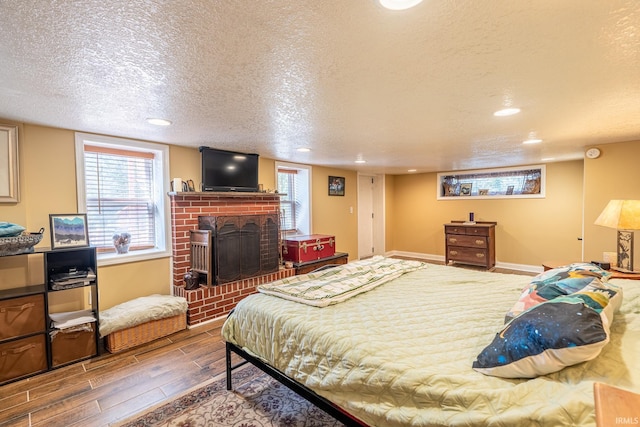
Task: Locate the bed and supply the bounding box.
[222,257,640,426]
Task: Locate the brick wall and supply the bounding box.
[173,269,294,325]
[169,192,294,325]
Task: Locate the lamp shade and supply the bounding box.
[594,200,640,230]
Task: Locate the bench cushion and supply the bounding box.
[99,294,187,337]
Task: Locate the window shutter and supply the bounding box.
[83,145,156,251]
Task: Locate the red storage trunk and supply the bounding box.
[283,234,336,263]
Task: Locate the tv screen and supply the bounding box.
[200,147,259,192]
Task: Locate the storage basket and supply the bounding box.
[0,228,44,256]
[104,313,186,353]
[51,322,97,367]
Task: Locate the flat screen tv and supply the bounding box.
[200,147,259,192]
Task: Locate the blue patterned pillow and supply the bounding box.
[505,263,613,322]
[473,281,621,379]
[0,222,26,237]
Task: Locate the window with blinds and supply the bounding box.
[276,163,311,235]
[75,133,170,261]
[83,146,156,251]
[278,169,298,231]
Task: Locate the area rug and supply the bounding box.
[117,365,345,427]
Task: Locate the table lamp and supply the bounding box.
[594,200,640,272]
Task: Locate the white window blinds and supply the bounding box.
[278,169,297,231]
[83,145,156,251]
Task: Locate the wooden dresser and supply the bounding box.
[444,221,496,270]
[293,252,348,275]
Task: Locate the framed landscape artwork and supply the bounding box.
[49,214,90,249]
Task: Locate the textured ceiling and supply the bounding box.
[1,1,639,174]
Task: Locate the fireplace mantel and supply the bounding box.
[168,191,286,198]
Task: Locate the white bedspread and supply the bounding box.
[222,263,640,427]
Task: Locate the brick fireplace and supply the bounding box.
[168,192,295,326]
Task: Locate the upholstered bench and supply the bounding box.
[99,294,188,353]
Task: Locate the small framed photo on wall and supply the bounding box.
[328,176,345,196]
[49,214,90,250]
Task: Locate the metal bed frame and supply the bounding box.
[225,341,367,427]
[224,263,368,426]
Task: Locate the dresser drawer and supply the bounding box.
[464,227,491,236]
[446,234,488,248]
[0,334,47,384]
[447,246,490,265]
[0,294,46,341]
[444,225,467,234]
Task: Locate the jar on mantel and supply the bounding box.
[112,232,131,254]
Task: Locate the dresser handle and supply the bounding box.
[476,253,485,258]
[475,239,484,245]
[450,250,458,256]
[0,302,35,313]
[449,238,457,243]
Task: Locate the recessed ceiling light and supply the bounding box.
[493,108,521,117]
[146,118,172,126]
[296,148,311,152]
[408,169,417,173]
[541,157,555,162]
[523,138,542,144]
[354,159,367,164]
[379,0,423,10]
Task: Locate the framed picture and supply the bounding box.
[0,124,19,203]
[49,214,90,249]
[328,176,345,196]
[442,182,459,196]
[506,185,515,195]
[460,183,472,196]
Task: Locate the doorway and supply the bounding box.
[357,174,385,259]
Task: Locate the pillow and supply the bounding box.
[473,297,609,378]
[0,222,26,237]
[531,262,612,285]
[505,263,613,322]
[473,280,622,379]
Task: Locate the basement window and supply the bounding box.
[75,133,171,265]
[437,165,545,199]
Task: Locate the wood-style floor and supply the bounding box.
[0,262,534,427]
[0,317,234,427]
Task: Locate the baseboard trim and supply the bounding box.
[187,315,227,329]
[384,250,543,274]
